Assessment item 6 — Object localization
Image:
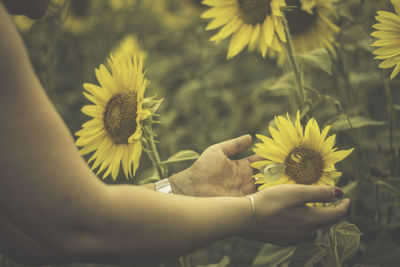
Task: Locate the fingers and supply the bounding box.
[246,154,263,163]
[215,134,252,157]
[305,199,350,228]
[281,184,343,206]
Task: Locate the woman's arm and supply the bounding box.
[0,3,350,265]
[0,3,252,264]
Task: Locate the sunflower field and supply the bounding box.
[4,0,400,266]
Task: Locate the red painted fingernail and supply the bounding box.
[334,188,343,199]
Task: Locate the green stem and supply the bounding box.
[281,9,305,108]
[332,47,354,109]
[144,126,167,179]
[375,182,382,227]
[387,195,395,226]
[329,227,340,267]
[185,254,192,267]
[375,180,385,266]
[382,71,396,176]
[179,257,187,267]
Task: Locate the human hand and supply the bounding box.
[243,185,350,246]
[169,135,258,197]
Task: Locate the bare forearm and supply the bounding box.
[65,185,250,264]
[0,3,251,264]
[0,213,68,265]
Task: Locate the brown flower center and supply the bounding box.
[284,146,324,184]
[237,0,271,25]
[104,93,138,144]
[285,0,317,36]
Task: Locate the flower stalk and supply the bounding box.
[281,8,305,109]
[331,47,354,109]
[382,71,397,176]
[143,125,167,180]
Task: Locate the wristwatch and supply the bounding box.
[154,178,173,194]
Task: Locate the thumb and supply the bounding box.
[214,134,252,157]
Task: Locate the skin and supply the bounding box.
[0,1,350,265]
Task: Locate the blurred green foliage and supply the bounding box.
[3,0,400,266]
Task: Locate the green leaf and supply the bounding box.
[198,255,230,267]
[288,242,329,267]
[253,244,296,267]
[138,169,160,184]
[334,221,362,236]
[269,73,294,92]
[297,48,332,75]
[376,180,400,196]
[329,115,385,132]
[342,181,358,195]
[394,104,400,111]
[157,150,200,165]
[332,221,362,264]
[253,73,294,97]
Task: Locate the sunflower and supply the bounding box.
[111,35,148,61]
[108,0,136,11]
[13,15,36,32]
[371,0,400,79]
[201,0,287,59]
[252,112,353,191]
[62,0,97,34]
[278,0,339,63]
[75,52,152,180]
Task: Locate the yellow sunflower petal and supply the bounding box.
[257,175,291,190]
[81,105,104,118]
[132,141,142,175]
[319,175,335,186]
[227,24,253,58]
[276,0,339,63]
[110,145,124,180]
[251,160,276,169]
[391,63,400,79]
[254,110,353,191]
[324,148,354,165]
[202,0,285,58]
[75,41,157,180]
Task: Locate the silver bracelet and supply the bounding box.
[246,194,256,230]
[154,178,173,194]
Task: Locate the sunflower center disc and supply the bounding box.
[237,0,271,25]
[284,146,324,184]
[285,0,317,35]
[104,93,138,144]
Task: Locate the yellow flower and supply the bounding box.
[62,0,97,34]
[108,0,136,11]
[13,15,36,32]
[75,52,152,181]
[252,112,353,191]
[201,0,287,59]
[277,0,339,64]
[111,35,147,61]
[371,0,400,79]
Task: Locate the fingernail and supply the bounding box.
[334,188,343,199]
